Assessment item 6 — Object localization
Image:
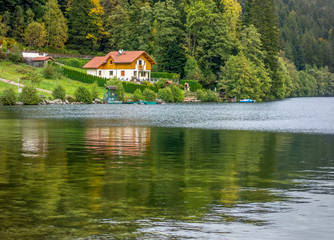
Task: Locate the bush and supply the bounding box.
[52,85,66,101]
[42,63,62,79]
[133,89,143,101]
[179,80,202,92]
[21,71,42,85]
[196,89,219,102]
[91,82,99,100]
[19,85,41,105]
[170,85,184,103]
[8,43,23,63]
[158,88,174,102]
[0,88,17,105]
[122,81,158,94]
[66,95,75,103]
[143,88,157,101]
[75,86,93,104]
[142,81,153,87]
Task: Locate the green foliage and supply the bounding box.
[22,71,42,85]
[106,77,125,101]
[142,88,157,101]
[8,43,23,63]
[158,88,174,103]
[53,62,107,87]
[19,85,41,105]
[24,22,47,48]
[2,40,7,52]
[44,0,68,50]
[0,88,17,105]
[219,53,264,101]
[52,85,66,101]
[179,80,202,92]
[196,89,219,102]
[142,81,153,87]
[122,81,158,94]
[42,63,62,79]
[74,86,92,103]
[133,89,144,101]
[170,85,184,103]
[91,82,99,100]
[151,72,177,79]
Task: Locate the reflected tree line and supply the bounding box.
[0,120,333,238]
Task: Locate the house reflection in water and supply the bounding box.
[85,127,151,157]
[22,122,48,158]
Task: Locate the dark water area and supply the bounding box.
[0,98,333,239]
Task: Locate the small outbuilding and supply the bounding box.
[30,56,55,68]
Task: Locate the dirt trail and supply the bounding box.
[0,78,52,94]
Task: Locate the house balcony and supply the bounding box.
[138,65,144,70]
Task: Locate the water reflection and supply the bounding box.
[0,118,333,239]
[85,127,151,157]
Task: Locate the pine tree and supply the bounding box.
[44,0,68,50]
[12,5,25,42]
[67,0,96,51]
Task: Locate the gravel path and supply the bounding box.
[0,78,52,94]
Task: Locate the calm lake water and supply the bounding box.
[0,97,333,239]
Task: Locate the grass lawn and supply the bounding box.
[0,61,107,99]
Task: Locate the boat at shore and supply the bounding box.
[240,99,256,103]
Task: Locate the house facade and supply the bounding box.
[83,50,156,81]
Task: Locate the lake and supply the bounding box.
[0,97,333,239]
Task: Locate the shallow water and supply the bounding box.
[0,98,333,239]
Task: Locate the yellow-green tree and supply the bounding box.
[44,0,68,50]
[24,22,47,48]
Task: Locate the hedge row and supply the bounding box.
[122,81,158,93]
[51,62,107,87]
[151,72,176,79]
[179,80,202,92]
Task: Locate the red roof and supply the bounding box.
[83,51,156,69]
[32,56,55,61]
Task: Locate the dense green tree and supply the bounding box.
[25,8,35,26]
[25,22,47,48]
[12,6,25,41]
[153,0,186,74]
[0,11,10,37]
[44,0,68,50]
[219,53,264,101]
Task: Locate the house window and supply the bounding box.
[109,71,113,76]
[134,71,137,76]
[121,71,125,77]
[141,71,146,77]
[139,60,142,65]
[109,60,113,65]
[99,71,102,76]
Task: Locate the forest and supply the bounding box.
[0,0,333,100]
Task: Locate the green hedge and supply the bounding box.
[152,72,176,79]
[122,81,158,94]
[179,80,202,92]
[50,62,107,87]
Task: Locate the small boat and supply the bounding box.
[240,99,256,103]
[108,100,123,104]
[135,100,158,105]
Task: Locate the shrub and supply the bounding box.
[42,63,62,79]
[66,95,75,103]
[19,85,41,105]
[52,85,66,101]
[158,88,174,102]
[142,81,153,87]
[8,43,23,63]
[0,88,17,105]
[143,88,157,101]
[75,86,93,104]
[133,89,143,101]
[22,71,42,85]
[91,82,99,100]
[170,85,184,103]
[196,89,219,102]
